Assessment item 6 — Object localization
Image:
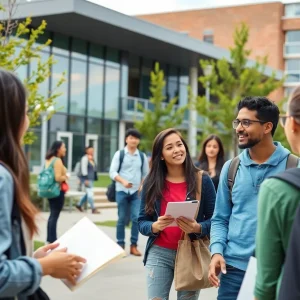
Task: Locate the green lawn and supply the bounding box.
[34,240,45,251]
[95,220,131,228]
[30,173,110,188]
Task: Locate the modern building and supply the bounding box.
[5,0,281,172]
[138,1,300,98]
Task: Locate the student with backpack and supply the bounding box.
[208,96,299,300]
[0,69,86,299]
[109,128,149,256]
[254,88,300,300]
[42,141,68,243]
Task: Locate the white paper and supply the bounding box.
[55,217,126,291]
[237,256,257,300]
[165,200,198,227]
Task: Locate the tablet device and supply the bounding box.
[165,200,199,227]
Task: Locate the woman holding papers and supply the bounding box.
[254,87,300,300]
[0,69,86,299]
[138,128,216,299]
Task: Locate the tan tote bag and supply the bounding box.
[174,171,213,291]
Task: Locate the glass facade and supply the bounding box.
[285,4,300,18]
[21,29,190,171]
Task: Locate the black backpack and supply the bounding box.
[227,154,299,205]
[106,150,145,202]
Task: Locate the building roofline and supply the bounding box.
[7,0,282,79]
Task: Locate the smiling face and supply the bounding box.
[236,108,268,149]
[161,133,186,167]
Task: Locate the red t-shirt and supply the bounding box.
[154,180,187,250]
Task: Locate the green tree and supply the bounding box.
[134,62,188,151]
[195,23,284,155]
[0,0,64,144]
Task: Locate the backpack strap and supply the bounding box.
[139,150,145,172]
[46,157,58,169]
[227,156,240,206]
[118,150,125,173]
[272,168,300,190]
[286,154,299,169]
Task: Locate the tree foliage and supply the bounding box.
[195,23,284,155]
[134,62,188,151]
[0,0,64,144]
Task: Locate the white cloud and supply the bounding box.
[88,0,289,15]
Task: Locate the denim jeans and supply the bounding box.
[47,191,65,243]
[78,180,95,209]
[116,191,140,246]
[146,245,200,300]
[217,265,245,300]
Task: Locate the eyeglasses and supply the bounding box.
[232,119,267,129]
[279,114,300,127]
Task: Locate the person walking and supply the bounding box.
[139,128,216,299]
[196,134,225,191]
[109,128,149,256]
[254,88,300,300]
[0,69,86,299]
[44,141,68,243]
[208,96,299,300]
[75,146,100,214]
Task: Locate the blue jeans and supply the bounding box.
[146,245,200,300]
[78,180,95,209]
[217,265,245,300]
[47,191,65,243]
[116,191,140,246]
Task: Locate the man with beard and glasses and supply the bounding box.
[208,96,297,300]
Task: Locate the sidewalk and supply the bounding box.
[36,210,218,300]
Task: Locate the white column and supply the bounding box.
[188,66,198,159]
[118,121,126,149]
[40,112,48,168]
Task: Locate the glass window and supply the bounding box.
[285,44,300,55]
[88,63,104,118]
[27,130,41,171]
[49,114,67,132]
[141,58,152,99]
[286,73,300,83]
[69,116,85,133]
[87,118,102,134]
[180,68,189,84]
[286,59,300,71]
[72,134,85,170]
[72,38,87,60]
[52,33,69,56]
[104,67,120,119]
[33,30,51,52]
[89,43,104,64]
[70,59,87,115]
[101,136,118,172]
[286,31,300,43]
[30,51,50,98]
[203,35,214,44]
[52,55,69,113]
[167,80,179,102]
[128,54,140,97]
[106,47,120,68]
[103,120,118,137]
[285,4,300,17]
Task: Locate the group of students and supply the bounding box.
[0,67,299,300]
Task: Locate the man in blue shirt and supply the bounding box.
[109,129,149,256]
[208,96,294,299]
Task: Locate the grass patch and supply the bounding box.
[95,220,130,228]
[30,173,111,188]
[34,240,45,251]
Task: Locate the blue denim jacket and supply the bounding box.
[138,173,216,265]
[0,165,42,299]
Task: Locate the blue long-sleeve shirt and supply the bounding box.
[210,142,292,271]
[0,165,42,299]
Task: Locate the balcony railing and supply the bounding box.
[122,96,189,124]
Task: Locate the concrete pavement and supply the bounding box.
[35,209,218,300]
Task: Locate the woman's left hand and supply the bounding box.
[33,242,60,259]
[176,217,201,234]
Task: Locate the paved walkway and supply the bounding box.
[36,209,218,299]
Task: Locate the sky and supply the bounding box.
[88,0,291,15]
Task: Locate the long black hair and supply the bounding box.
[198,134,225,176]
[143,128,199,215]
[46,140,65,161]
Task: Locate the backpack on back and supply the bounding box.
[106,150,145,202]
[37,158,60,199]
[227,154,299,205]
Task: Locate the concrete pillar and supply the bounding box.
[188,66,198,159]
[119,121,126,149]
